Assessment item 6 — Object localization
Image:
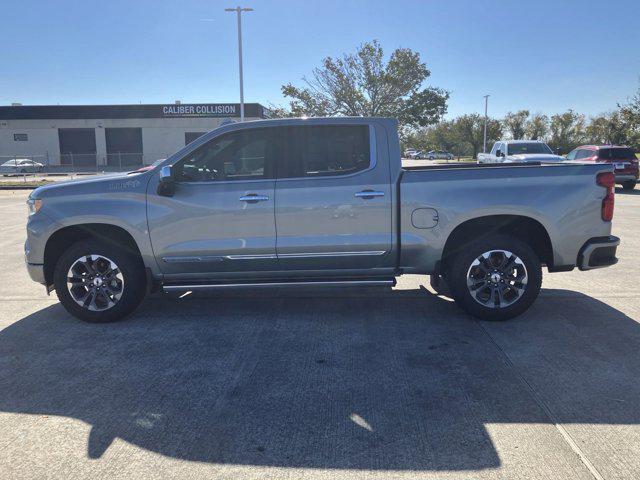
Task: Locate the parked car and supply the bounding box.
[478,140,564,164]
[25,117,618,323]
[403,149,417,158]
[0,158,44,175]
[425,150,454,160]
[565,145,638,190]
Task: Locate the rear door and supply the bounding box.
[274,123,393,271]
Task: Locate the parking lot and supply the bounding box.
[1,188,639,479]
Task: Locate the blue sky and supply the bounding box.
[1,0,638,118]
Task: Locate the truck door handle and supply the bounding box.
[354,190,385,199]
[239,194,269,202]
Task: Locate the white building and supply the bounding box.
[0,103,268,169]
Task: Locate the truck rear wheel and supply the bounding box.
[53,240,146,323]
[447,235,542,321]
[622,181,636,191]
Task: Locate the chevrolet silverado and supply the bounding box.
[25,118,619,322]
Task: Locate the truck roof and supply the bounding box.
[499,140,548,144]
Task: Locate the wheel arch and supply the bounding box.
[440,214,553,273]
[43,223,144,286]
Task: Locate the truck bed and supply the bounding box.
[398,161,612,273]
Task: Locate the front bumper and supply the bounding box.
[578,236,620,271]
[26,262,46,285]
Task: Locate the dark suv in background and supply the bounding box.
[566,145,638,190]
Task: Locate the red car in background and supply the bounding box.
[566,145,639,190]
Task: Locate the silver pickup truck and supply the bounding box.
[25,117,619,323]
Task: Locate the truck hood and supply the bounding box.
[30,172,148,199]
[506,154,565,163]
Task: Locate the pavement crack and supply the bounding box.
[475,319,605,480]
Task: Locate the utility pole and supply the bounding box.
[483,94,490,153]
[225,6,253,122]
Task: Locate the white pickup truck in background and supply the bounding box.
[478,140,564,164]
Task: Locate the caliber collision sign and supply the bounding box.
[161,104,237,117]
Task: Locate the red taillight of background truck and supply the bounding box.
[597,171,615,221]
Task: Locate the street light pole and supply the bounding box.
[483,94,490,153]
[225,6,253,122]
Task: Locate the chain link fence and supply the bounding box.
[0,153,149,179]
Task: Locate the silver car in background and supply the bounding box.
[1,158,44,175]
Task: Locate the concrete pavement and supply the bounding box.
[1,188,639,479]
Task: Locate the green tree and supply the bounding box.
[586,112,628,145]
[618,85,640,149]
[525,113,549,140]
[503,110,530,139]
[548,110,586,154]
[274,40,449,129]
[427,120,465,156]
[454,114,502,159]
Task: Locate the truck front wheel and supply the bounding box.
[53,240,146,322]
[447,235,542,321]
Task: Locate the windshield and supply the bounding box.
[508,143,553,155]
[598,148,636,160]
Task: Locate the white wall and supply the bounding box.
[0,124,60,163]
[0,116,259,165]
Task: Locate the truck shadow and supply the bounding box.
[1,288,639,472]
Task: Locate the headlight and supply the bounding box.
[27,198,42,216]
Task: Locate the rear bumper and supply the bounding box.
[578,236,620,271]
[615,173,638,182]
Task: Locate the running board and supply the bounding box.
[163,278,396,293]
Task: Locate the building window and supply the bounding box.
[185,132,206,145]
[13,133,28,141]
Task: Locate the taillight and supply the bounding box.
[597,171,615,221]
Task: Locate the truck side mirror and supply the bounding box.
[496,149,502,157]
[157,165,175,197]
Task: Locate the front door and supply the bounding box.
[274,123,393,272]
[147,127,279,278]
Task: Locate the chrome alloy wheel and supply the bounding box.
[67,255,124,311]
[466,249,528,309]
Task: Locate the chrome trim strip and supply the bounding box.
[163,279,395,292]
[278,250,386,259]
[164,251,386,263]
[225,254,278,260]
[163,254,277,263]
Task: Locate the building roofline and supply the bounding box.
[0,103,267,120]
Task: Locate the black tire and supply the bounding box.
[622,181,636,191]
[447,234,542,321]
[53,240,146,323]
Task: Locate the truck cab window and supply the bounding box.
[174,129,276,182]
[279,125,370,178]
